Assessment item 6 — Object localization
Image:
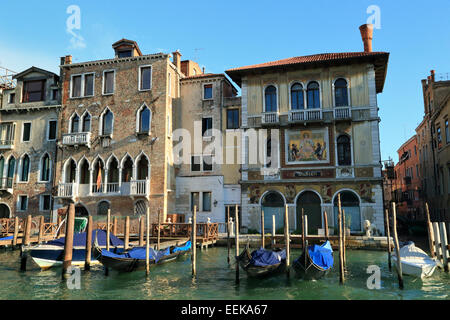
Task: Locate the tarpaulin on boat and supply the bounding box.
[48,229,124,247]
[308,241,333,270]
[0,235,13,241]
[172,241,191,253]
[250,249,286,267]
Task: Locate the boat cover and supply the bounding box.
[250,249,286,267]
[172,241,191,253]
[47,229,124,247]
[0,235,13,241]
[308,241,333,270]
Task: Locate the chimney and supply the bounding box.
[202,67,205,74]
[430,70,435,82]
[172,50,181,71]
[359,24,374,52]
[64,55,72,65]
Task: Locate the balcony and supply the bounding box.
[0,178,13,193]
[261,112,279,125]
[62,132,91,148]
[57,179,150,198]
[130,179,150,196]
[288,109,322,123]
[0,140,14,150]
[334,106,351,120]
[57,183,78,198]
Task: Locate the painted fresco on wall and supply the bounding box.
[249,185,261,204]
[285,184,296,203]
[286,128,329,164]
[359,183,374,203]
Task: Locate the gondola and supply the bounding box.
[292,240,333,280]
[93,235,191,272]
[236,245,286,278]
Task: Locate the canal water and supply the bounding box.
[0,247,448,300]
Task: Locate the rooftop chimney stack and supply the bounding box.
[431,70,435,82]
[172,50,181,71]
[359,24,374,53]
[64,55,72,65]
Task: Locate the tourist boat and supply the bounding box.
[392,242,437,279]
[28,229,124,270]
[236,245,286,278]
[292,240,334,280]
[93,238,192,272]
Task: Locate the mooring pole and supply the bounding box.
[261,208,265,249]
[139,216,145,247]
[85,215,93,271]
[38,216,45,244]
[338,193,345,284]
[391,202,404,289]
[62,203,75,280]
[272,215,276,247]
[191,205,197,277]
[227,206,231,265]
[146,206,150,276]
[439,222,449,272]
[105,208,111,276]
[124,216,130,250]
[303,213,308,273]
[323,210,329,240]
[433,222,442,266]
[384,209,392,271]
[301,208,306,250]
[13,216,19,248]
[235,204,240,284]
[24,214,32,246]
[157,209,161,251]
[285,204,290,277]
[113,217,118,236]
[20,215,32,272]
[425,203,436,258]
[342,209,347,270]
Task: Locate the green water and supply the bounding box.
[0,247,448,300]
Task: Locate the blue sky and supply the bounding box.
[1,0,449,163]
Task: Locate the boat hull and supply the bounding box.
[392,256,436,279]
[292,251,330,280]
[237,247,286,278]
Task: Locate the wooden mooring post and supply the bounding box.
[227,207,231,265]
[13,216,19,248]
[85,215,93,271]
[105,208,111,276]
[124,216,130,250]
[391,202,404,289]
[62,203,75,280]
[157,209,161,251]
[337,193,345,284]
[191,205,197,278]
[384,209,392,271]
[24,215,32,246]
[38,216,45,244]
[301,208,306,250]
[302,212,308,271]
[272,215,276,247]
[146,206,150,276]
[342,209,347,270]
[425,203,436,258]
[261,208,265,249]
[235,204,240,284]
[323,210,329,239]
[113,217,118,236]
[139,216,145,247]
[285,204,290,277]
[439,222,449,272]
[20,215,32,271]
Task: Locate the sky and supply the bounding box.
[1,0,449,163]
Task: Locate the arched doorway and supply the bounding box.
[333,191,361,233]
[0,204,10,218]
[75,204,89,217]
[261,191,285,232]
[296,191,322,234]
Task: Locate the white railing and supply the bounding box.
[288,109,322,122]
[0,140,14,149]
[62,132,91,147]
[130,179,150,196]
[334,106,351,120]
[0,177,13,190]
[58,182,77,198]
[261,112,279,124]
[92,182,120,194]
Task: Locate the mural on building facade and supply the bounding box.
[286,128,329,164]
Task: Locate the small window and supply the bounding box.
[191,156,201,172]
[118,50,132,58]
[84,74,94,96]
[40,153,51,182]
[202,192,212,212]
[337,135,351,166]
[52,89,59,100]
[264,85,277,112]
[140,66,152,90]
[102,109,114,136]
[71,114,80,133]
[40,195,51,211]
[23,80,45,102]
[290,83,304,110]
[103,71,115,94]
[72,75,82,98]
[203,84,213,100]
[203,155,213,171]
[48,120,57,140]
[202,118,212,137]
[18,195,28,211]
[22,123,31,142]
[138,105,151,133]
[334,78,349,106]
[9,93,15,104]
[82,113,91,132]
[307,82,320,109]
[227,109,239,129]
[20,155,30,182]
[191,192,199,211]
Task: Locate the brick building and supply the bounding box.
[0,66,61,218]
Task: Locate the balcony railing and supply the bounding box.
[57,182,78,198]
[288,109,322,122]
[62,132,91,147]
[130,179,150,196]
[261,112,279,124]
[57,179,150,197]
[334,106,351,120]
[0,140,14,150]
[0,177,13,192]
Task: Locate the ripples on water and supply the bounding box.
[0,247,448,300]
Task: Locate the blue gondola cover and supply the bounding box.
[308,241,333,270]
[47,229,124,247]
[0,235,14,241]
[250,249,286,267]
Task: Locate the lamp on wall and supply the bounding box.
[213,200,218,207]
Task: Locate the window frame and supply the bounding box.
[39,194,52,211]
[263,84,278,113]
[22,79,46,103]
[18,154,31,183]
[202,117,213,137]
[336,134,352,166]
[38,152,52,183]
[136,103,152,135]
[191,155,201,172]
[102,69,115,95]
[333,77,350,107]
[8,93,15,104]
[70,72,95,99]
[306,80,321,109]
[47,119,58,141]
[289,81,305,110]
[99,107,114,137]
[17,195,28,212]
[21,122,32,142]
[138,65,152,91]
[202,83,213,100]
[202,191,212,212]
[203,155,213,172]
[69,112,80,134]
[226,109,240,130]
[81,110,92,133]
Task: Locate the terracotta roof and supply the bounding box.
[226,51,389,93]
[181,73,225,80]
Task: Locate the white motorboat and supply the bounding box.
[392,242,437,279]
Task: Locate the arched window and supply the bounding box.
[65,159,77,183]
[0,157,4,188]
[334,78,349,106]
[97,201,110,216]
[290,83,304,110]
[20,154,30,182]
[137,105,151,133]
[337,135,351,166]
[108,157,119,191]
[137,154,149,180]
[40,153,51,182]
[7,156,15,187]
[101,109,113,136]
[81,112,91,132]
[122,156,133,182]
[71,114,80,133]
[79,158,90,184]
[264,85,277,112]
[307,81,320,109]
[93,158,105,193]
